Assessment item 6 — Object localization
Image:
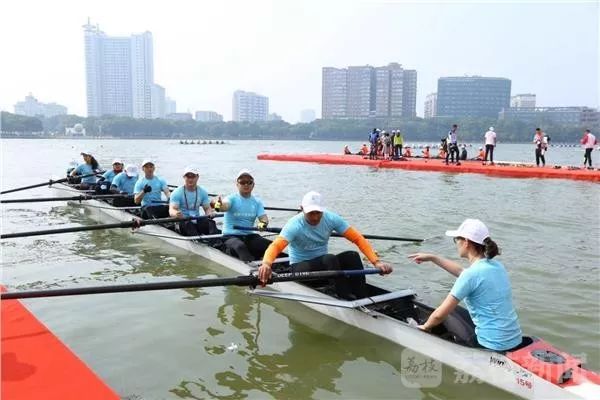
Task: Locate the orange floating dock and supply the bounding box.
[257,153,600,182]
[1,290,119,400]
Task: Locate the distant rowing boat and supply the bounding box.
[48,181,600,399]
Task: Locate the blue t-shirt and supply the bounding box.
[74,163,97,184]
[134,175,168,206]
[102,169,120,184]
[169,186,210,218]
[222,193,266,235]
[450,258,522,351]
[280,210,350,264]
[111,172,137,195]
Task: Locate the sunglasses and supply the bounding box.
[184,174,198,178]
[453,237,465,244]
[238,180,254,185]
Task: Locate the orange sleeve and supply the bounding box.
[342,226,379,265]
[262,236,289,265]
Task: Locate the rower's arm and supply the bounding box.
[430,256,464,277]
[257,214,269,225]
[218,196,230,211]
[262,237,288,266]
[342,227,378,264]
[421,294,460,331]
[134,190,144,205]
[162,186,171,199]
[169,202,182,217]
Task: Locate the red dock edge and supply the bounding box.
[1,287,119,400]
[257,153,600,182]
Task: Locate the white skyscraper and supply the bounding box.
[151,84,166,118]
[232,90,269,122]
[83,19,154,118]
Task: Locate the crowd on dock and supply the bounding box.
[344,125,598,168]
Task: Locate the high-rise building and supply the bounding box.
[195,111,223,122]
[511,94,536,108]
[165,97,177,115]
[14,94,67,117]
[322,63,416,120]
[424,93,437,119]
[83,19,154,118]
[232,90,269,122]
[151,84,165,119]
[436,76,511,118]
[499,106,599,129]
[322,68,347,119]
[300,109,316,123]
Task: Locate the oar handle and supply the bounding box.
[0,193,132,204]
[1,269,380,299]
[0,171,103,195]
[233,226,423,242]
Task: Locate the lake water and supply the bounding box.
[1,139,599,400]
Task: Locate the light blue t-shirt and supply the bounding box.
[134,175,168,207]
[111,172,137,195]
[222,193,266,235]
[280,210,350,264]
[74,163,97,184]
[102,169,120,184]
[450,258,522,351]
[169,186,210,218]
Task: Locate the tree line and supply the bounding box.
[0,111,591,143]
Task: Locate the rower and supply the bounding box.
[69,150,100,189]
[217,170,272,261]
[360,143,369,156]
[343,145,352,155]
[110,164,138,207]
[100,159,124,184]
[168,165,218,236]
[403,146,412,157]
[408,219,523,352]
[422,146,430,159]
[257,191,392,299]
[134,160,170,219]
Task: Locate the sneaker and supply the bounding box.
[456,162,461,166]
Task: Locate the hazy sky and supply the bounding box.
[1,0,598,122]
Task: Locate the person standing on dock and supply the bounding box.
[393,130,404,159]
[368,128,380,160]
[533,128,546,167]
[257,191,392,299]
[483,127,496,165]
[446,125,461,165]
[580,129,597,168]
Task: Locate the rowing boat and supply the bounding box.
[49,181,600,399]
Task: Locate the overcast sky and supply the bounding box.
[1,0,598,122]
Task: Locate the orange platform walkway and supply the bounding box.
[257,153,600,182]
[1,291,119,400]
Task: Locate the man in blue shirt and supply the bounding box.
[168,165,217,236]
[258,191,393,299]
[134,159,170,219]
[110,164,138,208]
[408,219,522,351]
[218,169,271,261]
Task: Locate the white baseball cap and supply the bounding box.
[112,158,123,165]
[80,150,93,156]
[141,159,155,167]
[183,165,200,176]
[489,127,494,131]
[301,191,325,213]
[445,219,490,245]
[236,169,253,180]
[125,164,139,177]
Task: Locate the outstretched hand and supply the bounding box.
[407,253,436,264]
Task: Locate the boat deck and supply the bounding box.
[257,153,600,182]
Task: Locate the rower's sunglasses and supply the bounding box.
[453,237,465,243]
[238,180,254,185]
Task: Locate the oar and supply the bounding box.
[1,172,102,195]
[0,193,133,204]
[1,269,380,299]
[233,225,424,243]
[1,214,223,240]
[167,185,300,212]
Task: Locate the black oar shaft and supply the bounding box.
[1,269,379,299]
[233,225,423,242]
[0,172,100,195]
[0,194,131,204]
[0,214,223,240]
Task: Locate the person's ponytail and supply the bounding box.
[483,237,500,259]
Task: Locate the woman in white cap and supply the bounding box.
[217,169,271,262]
[408,219,522,351]
[168,165,216,236]
[110,164,139,207]
[258,191,393,299]
[134,160,170,219]
[69,150,100,189]
[100,159,124,184]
